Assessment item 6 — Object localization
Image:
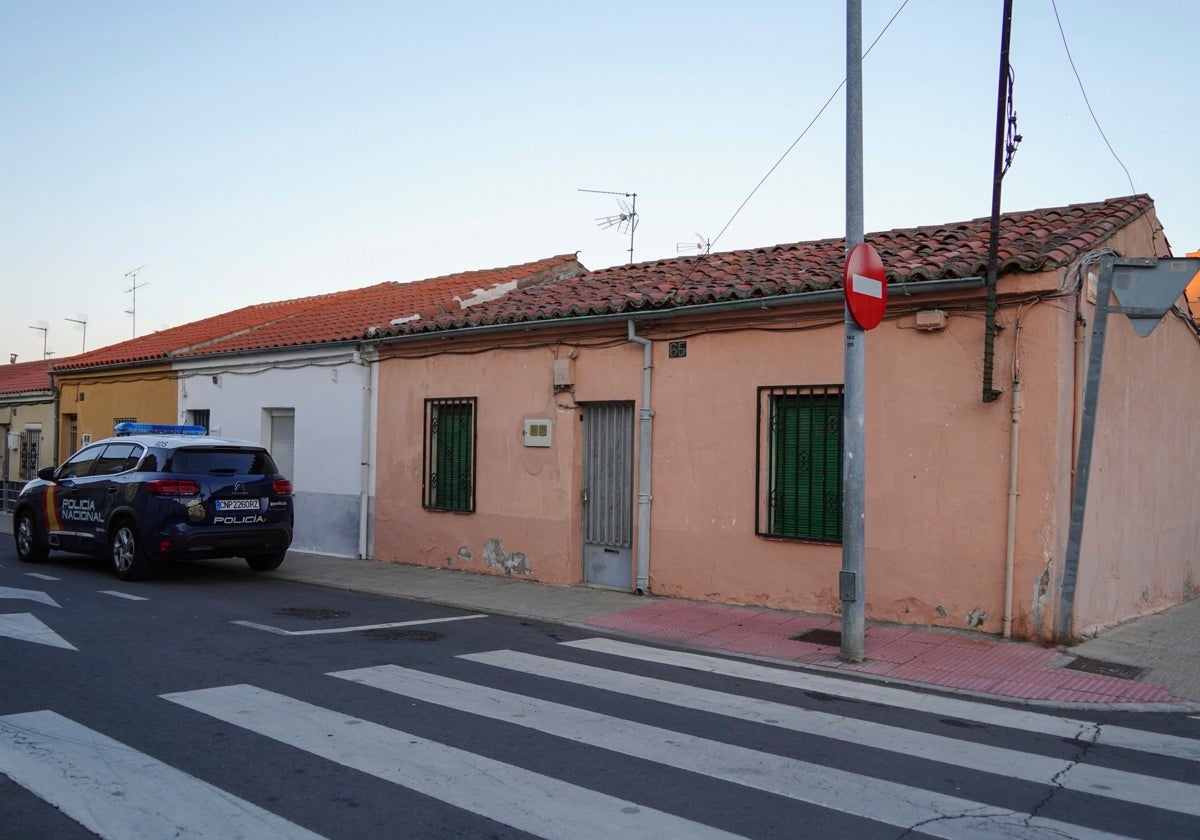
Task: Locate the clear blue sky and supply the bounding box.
[4,1,1197,363]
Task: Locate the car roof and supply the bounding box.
[91,432,264,449]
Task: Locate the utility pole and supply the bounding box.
[124,266,147,338]
[840,0,866,663]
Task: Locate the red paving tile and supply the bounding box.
[585,600,1185,705]
[860,639,939,665]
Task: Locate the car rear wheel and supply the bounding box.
[245,551,285,571]
[15,511,48,563]
[110,520,152,581]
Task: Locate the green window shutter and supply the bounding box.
[426,398,476,512]
[434,403,473,509]
[769,389,843,541]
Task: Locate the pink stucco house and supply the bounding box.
[366,195,1200,643]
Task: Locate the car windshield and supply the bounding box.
[165,448,278,476]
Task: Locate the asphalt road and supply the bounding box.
[3,543,1200,839]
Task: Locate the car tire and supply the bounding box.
[14,510,49,563]
[110,519,152,581]
[245,551,285,571]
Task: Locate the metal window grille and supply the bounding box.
[756,385,844,542]
[188,409,211,432]
[423,397,476,512]
[18,430,40,481]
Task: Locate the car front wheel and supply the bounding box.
[15,511,49,563]
[110,520,152,581]
[245,551,285,571]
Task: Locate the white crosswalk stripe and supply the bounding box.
[562,637,1200,762]
[5,638,1199,840]
[331,663,1132,840]
[0,710,326,840]
[162,683,746,840]
[457,649,1200,818]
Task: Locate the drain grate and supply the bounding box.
[274,608,350,620]
[363,628,443,642]
[1064,656,1144,680]
[790,628,842,646]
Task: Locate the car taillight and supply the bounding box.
[147,479,201,496]
[273,479,293,496]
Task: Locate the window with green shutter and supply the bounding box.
[424,397,476,512]
[756,385,843,542]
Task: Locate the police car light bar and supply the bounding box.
[114,422,207,437]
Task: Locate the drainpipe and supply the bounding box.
[357,351,375,560]
[1002,368,1023,638]
[626,321,653,594]
[1072,292,1087,480]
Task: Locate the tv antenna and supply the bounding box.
[65,313,88,352]
[579,188,638,264]
[28,321,49,359]
[124,265,147,338]
[676,233,712,255]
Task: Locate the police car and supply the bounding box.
[13,423,294,581]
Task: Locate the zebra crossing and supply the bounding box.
[3,637,1199,839]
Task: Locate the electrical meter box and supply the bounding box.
[523,418,552,447]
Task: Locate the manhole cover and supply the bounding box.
[1064,656,1144,680]
[790,628,842,646]
[363,628,443,642]
[274,608,351,620]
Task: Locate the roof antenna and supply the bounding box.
[579,188,638,264]
[676,233,711,255]
[65,313,88,352]
[28,321,49,360]
[124,265,148,338]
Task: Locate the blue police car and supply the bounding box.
[13,423,294,580]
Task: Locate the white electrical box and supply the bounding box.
[553,358,574,388]
[6,432,17,451]
[523,418,552,447]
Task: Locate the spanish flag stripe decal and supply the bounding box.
[43,486,62,532]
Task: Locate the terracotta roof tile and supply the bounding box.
[51,254,584,370]
[391,195,1155,335]
[0,358,53,396]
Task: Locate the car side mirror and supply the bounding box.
[37,465,57,481]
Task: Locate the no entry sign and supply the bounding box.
[844,242,887,330]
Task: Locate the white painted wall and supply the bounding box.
[174,347,371,558]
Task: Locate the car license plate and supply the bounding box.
[215,499,260,511]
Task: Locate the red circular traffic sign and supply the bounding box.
[844,243,887,330]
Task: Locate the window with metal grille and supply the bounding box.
[423,397,476,512]
[18,429,40,481]
[187,409,211,432]
[756,385,844,542]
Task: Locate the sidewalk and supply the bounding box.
[269,550,1200,710]
[3,508,1198,709]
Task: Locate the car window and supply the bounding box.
[93,442,143,476]
[58,445,105,479]
[166,448,278,476]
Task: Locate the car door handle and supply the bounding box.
[107,487,118,495]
